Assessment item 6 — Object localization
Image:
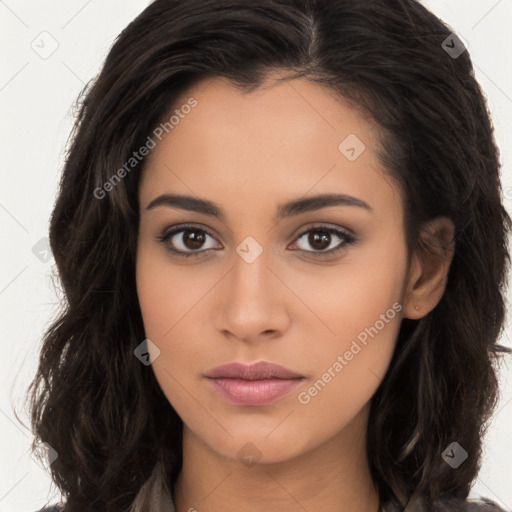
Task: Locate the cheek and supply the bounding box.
[135,244,211,383]
[295,229,406,342]
[135,252,196,415]
[136,241,193,340]
[293,283,403,432]
[293,237,406,406]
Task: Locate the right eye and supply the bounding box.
[155,224,222,257]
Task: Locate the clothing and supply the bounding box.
[35,497,507,512]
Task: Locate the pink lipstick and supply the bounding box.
[204,361,305,406]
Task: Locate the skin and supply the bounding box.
[136,72,455,512]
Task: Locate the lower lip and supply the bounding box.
[207,377,304,406]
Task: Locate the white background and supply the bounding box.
[1,1,511,511]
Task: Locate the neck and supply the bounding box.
[173,403,380,512]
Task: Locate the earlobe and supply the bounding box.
[402,216,455,320]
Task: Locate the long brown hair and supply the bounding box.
[24,1,511,511]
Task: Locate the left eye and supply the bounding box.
[156,224,356,258]
[291,226,356,256]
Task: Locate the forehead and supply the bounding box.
[139,74,402,221]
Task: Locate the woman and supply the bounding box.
[27,0,511,511]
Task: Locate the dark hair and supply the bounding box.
[23,0,511,511]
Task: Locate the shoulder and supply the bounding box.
[35,498,507,512]
[464,498,509,511]
[382,497,508,511]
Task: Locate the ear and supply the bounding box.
[402,216,455,319]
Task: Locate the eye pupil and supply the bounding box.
[309,231,330,250]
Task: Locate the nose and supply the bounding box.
[214,245,290,344]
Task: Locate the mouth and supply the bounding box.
[204,361,305,406]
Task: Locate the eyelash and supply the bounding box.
[155,223,357,259]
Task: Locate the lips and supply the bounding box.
[205,361,304,380]
[204,361,305,406]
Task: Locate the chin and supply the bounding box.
[207,430,313,467]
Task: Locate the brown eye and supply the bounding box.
[307,230,331,251]
[180,229,208,250]
[156,225,221,257]
[292,226,356,257]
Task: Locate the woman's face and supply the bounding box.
[136,74,411,464]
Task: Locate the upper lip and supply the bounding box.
[205,361,304,380]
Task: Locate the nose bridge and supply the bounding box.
[215,235,288,340]
[230,236,273,308]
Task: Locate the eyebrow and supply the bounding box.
[145,192,373,220]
